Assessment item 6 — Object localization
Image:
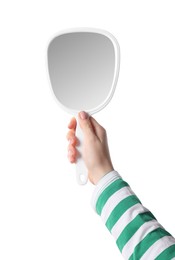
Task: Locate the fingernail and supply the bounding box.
[79,111,88,120]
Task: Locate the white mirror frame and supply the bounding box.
[47,27,120,116]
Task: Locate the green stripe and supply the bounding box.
[106,195,141,232]
[96,178,129,215]
[117,211,156,252]
[155,244,175,260]
[129,228,172,260]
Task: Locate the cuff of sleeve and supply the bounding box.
[91,170,121,212]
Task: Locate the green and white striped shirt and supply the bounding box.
[92,171,175,259]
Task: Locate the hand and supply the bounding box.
[66,111,114,185]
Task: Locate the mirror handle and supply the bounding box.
[75,119,88,185]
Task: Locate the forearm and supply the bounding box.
[92,171,175,259]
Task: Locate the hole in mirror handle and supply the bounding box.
[75,118,88,185]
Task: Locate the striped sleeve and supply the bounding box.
[91,171,175,259]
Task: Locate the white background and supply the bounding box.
[0,1,175,259]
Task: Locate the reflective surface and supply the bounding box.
[47,32,116,113]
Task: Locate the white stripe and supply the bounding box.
[141,236,175,259]
[122,220,163,259]
[101,186,135,223]
[111,203,149,240]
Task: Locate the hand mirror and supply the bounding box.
[47,28,120,185]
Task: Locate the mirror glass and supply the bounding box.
[47,31,118,114]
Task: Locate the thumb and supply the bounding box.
[78,111,94,138]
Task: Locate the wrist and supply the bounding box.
[90,163,114,185]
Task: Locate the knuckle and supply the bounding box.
[67,144,73,151]
[66,130,74,141]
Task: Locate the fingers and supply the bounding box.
[78,111,106,142]
[68,117,77,130]
[90,117,106,142]
[67,117,78,163]
[67,117,77,145]
[67,113,107,165]
[66,131,77,145]
[78,111,95,139]
[67,143,77,163]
